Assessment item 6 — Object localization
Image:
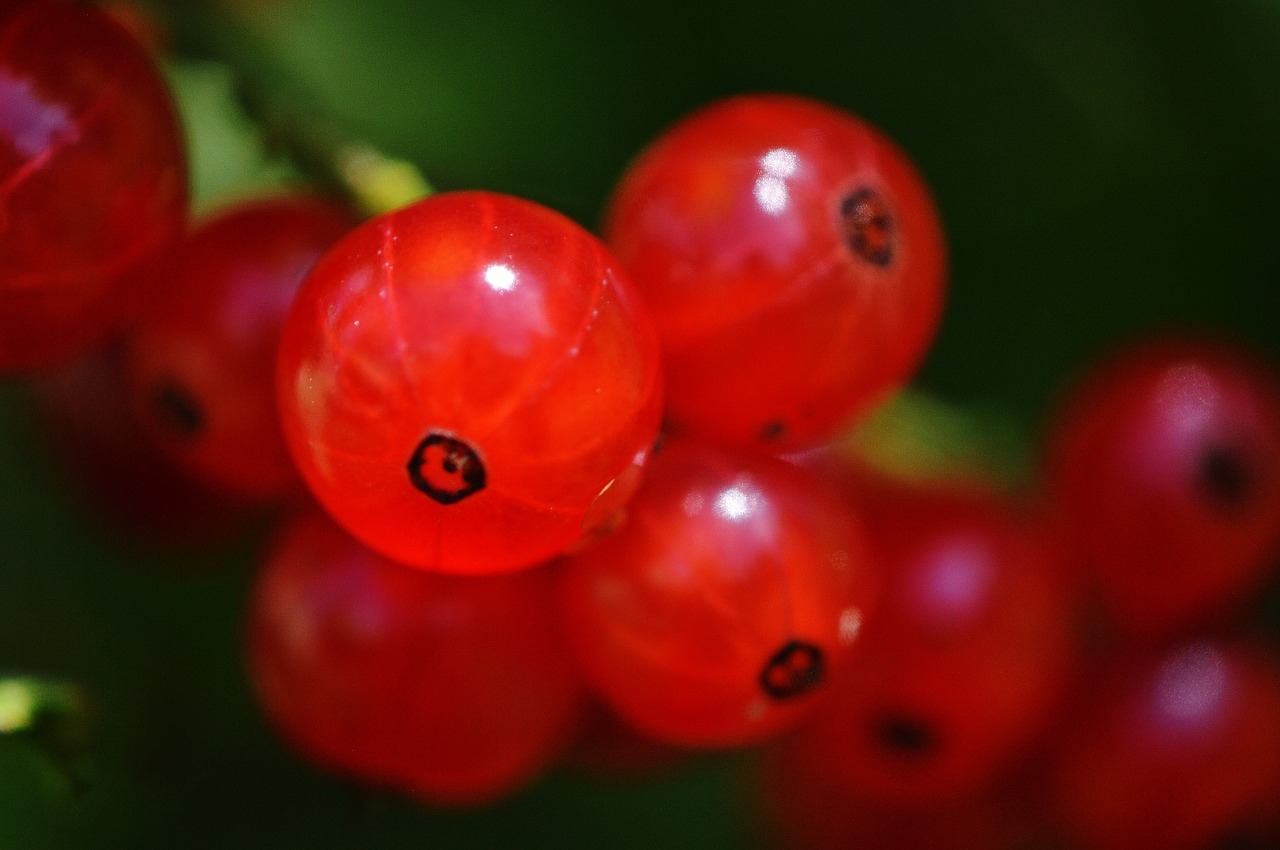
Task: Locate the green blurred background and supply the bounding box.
[2,0,1278,846]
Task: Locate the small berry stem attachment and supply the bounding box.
[334,144,434,218]
[230,71,433,217]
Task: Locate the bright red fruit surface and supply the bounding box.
[557,439,879,748]
[0,1,187,372]
[277,190,663,574]
[126,197,351,500]
[784,468,1076,802]
[1045,337,1280,640]
[603,93,945,452]
[249,510,585,805]
[1052,640,1280,850]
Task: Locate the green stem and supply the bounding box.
[844,389,1032,489]
[166,0,432,216]
[0,677,87,737]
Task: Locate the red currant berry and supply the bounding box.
[786,469,1076,802]
[249,509,585,806]
[126,196,352,501]
[557,438,879,748]
[1044,336,1280,640]
[31,341,248,549]
[603,94,945,452]
[0,0,187,373]
[1052,640,1280,850]
[277,191,663,574]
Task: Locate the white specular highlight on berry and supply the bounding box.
[484,263,517,293]
[754,148,799,215]
[1154,642,1229,728]
[715,485,755,521]
[838,608,863,646]
[912,536,994,627]
[0,76,76,158]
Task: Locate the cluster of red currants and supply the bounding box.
[769,341,1280,849]
[6,2,1280,847]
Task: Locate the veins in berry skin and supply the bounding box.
[407,432,486,505]
[759,640,825,700]
[840,187,894,267]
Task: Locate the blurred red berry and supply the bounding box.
[1052,639,1280,850]
[784,468,1077,801]
[249,510,585,805]
[761,737,1045,850]
[1045,336,1280,640]
[126,196,351,501]
[30,342,248,549]
[0,0,187,372]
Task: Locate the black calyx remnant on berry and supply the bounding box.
[840,187,894,267]
[1197,441,1254,512]
[152,379,204,438]
[651,424,670,456]
[874,712,937,758]
[759,420,786,442]
[407,432,486,505]
[759,639,825,700]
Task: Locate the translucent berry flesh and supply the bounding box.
[277,191,663,574]
[557,438,878,748]
[604,94,945,451]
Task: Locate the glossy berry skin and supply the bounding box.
[1052,640,1280,850]
[249,510,585,806]
[786,469,1076,802]
[603,94,945,452]
[126,197,351,501]
[0,1,187,372]
[557,439,878,748]
[1045,337,1280,640]
[278,191,663,574]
